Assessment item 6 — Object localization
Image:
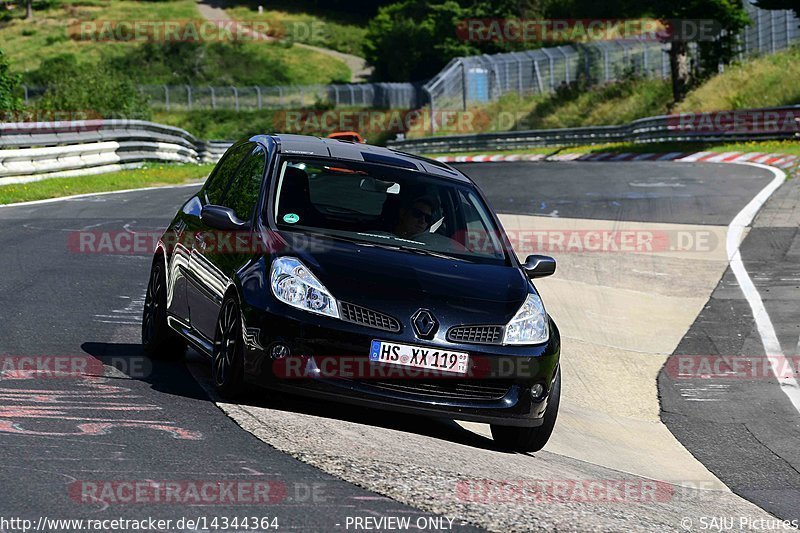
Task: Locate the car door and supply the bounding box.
[166,143,252,324]
[182,142,254,339]
[188,144,268,341]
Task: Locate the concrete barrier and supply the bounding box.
[0,119,225,184]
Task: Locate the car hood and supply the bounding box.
[274,230,530,324]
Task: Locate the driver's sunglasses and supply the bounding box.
[410,207,433,224]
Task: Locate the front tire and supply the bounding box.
[212,297,245,397]
[491,369,561,452]
[142,259,186,359]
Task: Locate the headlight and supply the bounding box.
[270,257,339,318]
[503,292,549,345]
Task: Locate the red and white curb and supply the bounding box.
[435,151,800,171]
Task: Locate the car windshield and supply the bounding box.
[272,157,508,264]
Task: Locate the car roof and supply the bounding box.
[248,133,470,183]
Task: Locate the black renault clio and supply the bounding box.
[143,134,561,451]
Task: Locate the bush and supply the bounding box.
[38,63,151,119]
[154,110,276,140]
[363,0,536,82]
[106,39,293,86]
[23,53,79,87]
[364,0,474,82]
[0,49,22,112]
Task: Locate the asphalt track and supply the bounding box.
[0,161,796,532]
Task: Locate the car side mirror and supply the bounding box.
[522,255,556,279]
[201,205,247,231]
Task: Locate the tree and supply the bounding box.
[364,1,475,81]
[364,0,546,82]
[643,0,750,103]
[0,48,21,112]
[25,0,32,20]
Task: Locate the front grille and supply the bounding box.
[366,380,513,401]
[447,325,503,345]
[340,302,401,332]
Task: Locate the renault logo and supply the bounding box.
[411,309,438,339]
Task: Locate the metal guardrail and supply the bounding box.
[0,120,231,184]
[3,105,798,184]
[387,106,800,154]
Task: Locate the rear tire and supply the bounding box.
[211,297,245,398]
[142,259,186,360]
[491,369,561,452]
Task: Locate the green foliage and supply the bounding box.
[38,63,151,119]
[0,49,22,112]
[250,0,396,19]
[364,0,544,82]
[1,1,350,85]
[105,39,291,86]
[153,110,276,140]
[677,44,800,110]
[23,53,79,87]
[364,1,474,81]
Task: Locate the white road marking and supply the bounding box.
[727,162,800,414]
[629,182,686,188]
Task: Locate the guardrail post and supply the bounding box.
[757,8,763,50]
[424,87,435,135]
[209,87,216,110]
[164,85,170,112]
[559,47,570,83]
[186,85,192,111]
[642,43,649,74]
[461,61,468,111]
[278,86,284,108]
[584,50,591,85]
[231,86,239,111]
[770,10,776,52]
[255,86,262,110]
[533,60,543,93]
[541,48,555,90]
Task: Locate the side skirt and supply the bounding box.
[167,315,214,358]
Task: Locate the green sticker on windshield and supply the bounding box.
[283,213,300,224]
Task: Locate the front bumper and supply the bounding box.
[240,302,561,427]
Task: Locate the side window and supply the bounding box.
[221,146,267,223]
[204,142,253,205]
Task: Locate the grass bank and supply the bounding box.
[226,2,368,57]
[410,46,800,139]
[0,0,350,86]
[0,163,211,204]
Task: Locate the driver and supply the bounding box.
[391,194,439,239]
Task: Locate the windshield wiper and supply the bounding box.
[355,232,466,261]
[356,232,426,246]
[401,247,466,261]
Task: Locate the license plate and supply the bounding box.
[369,340,470,375]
